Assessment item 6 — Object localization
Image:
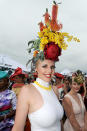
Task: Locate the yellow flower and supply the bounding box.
[55,35,60,44]
[67,36,73,42]
[38,26,80,51]
[62,32,69,37]
[40,37,48,44]
[39,37,48,51]
[39,43,45,51]
[44,31,48,37]
[38,32,43,38]
[73,37,77,41]
[43,28,50,34]
[48,32,54,42]
[77,39,80,42]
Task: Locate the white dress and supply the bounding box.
[28,78,64,131]
[64,93,86,131]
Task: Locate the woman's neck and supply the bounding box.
[69,89,77,96]
[36,78,50,87]
[57,82,62,86]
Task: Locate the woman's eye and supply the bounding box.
[51,66,56,69]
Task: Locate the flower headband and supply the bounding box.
[27,1,80,65]
[72,70,84,84]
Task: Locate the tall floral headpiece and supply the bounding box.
[27,1,80,66]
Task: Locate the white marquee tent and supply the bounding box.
[0,54,28,72]
[60,69,72,76]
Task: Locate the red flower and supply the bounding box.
[44,42,61,61]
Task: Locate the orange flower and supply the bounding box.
[50,20,62,31]
[43,8,50,26]
[38,22,45,31]
[50,1,62,31]
[51,1,58,22]
[33,50,39,57]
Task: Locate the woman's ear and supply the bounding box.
[35,69,37,72]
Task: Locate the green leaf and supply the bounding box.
[28,40,34,46]
[39,51,44,61]
[33,39,40,50]
[26,59,32,66]
[27,45,34,53]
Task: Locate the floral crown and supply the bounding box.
[27,1,80,65]
[72,70,84,84]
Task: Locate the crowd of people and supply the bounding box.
[0,1,87,131]
[0,67,87,131]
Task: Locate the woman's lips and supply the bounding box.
[44,74,51,78]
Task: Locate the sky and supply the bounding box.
[0,0,87,73]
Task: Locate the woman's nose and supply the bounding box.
[47,67,52,73]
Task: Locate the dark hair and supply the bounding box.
[78,85,84,94]
[18,74,25,79]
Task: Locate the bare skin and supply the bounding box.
[63,81,87,131]
[12,59,57,131]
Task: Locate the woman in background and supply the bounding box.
[63,70,87,131]
[0,71,16,131]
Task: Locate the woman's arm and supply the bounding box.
[61,120,64,131]
[12,86,30,131]
[63,97,82,131]
[83,83,86,98]
[84,111,87,130]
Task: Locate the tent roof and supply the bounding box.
[61,69,72,76]
[0,54,29,72]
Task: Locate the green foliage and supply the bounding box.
[28,39,40,53]
[28,40,34,46]
[27,39,44,66]
[39,51,44,61]
[33,39,40,50]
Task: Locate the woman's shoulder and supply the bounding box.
[63,93,72,104]
[77,93,83,100]
[18,83,35,99]
[64,92,70,98]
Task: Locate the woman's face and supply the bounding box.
[72,81,80,93]
[36,59,55,82]
[14,75,24,83]
[56,78,62,84]
[0,78,8,89]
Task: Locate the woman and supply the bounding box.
[54,73,66,100]
[10,67,27,98]
[10,67,30,131]
[12,59,64,131]
[63,71,87,131]
[63,76,71,93]
[12,2,79,131]
[0,71,17,131]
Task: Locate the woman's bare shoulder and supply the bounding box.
[22,83,35,90]
[18,83,35,99]
[63,93,72,105]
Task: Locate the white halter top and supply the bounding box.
[28,78,64,131]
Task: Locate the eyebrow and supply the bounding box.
[42,64,55,68]
[42,64,48,67]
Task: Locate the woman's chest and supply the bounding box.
[29,89,64,121]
